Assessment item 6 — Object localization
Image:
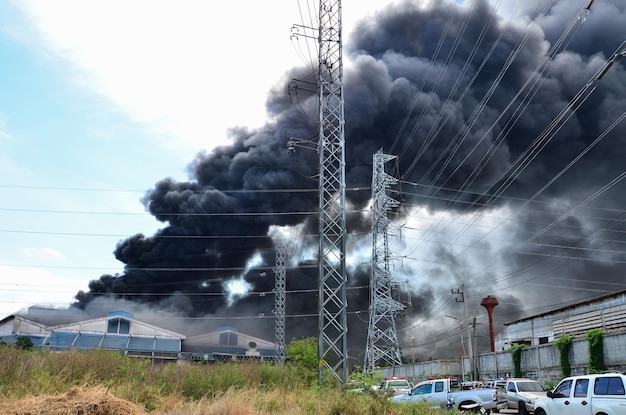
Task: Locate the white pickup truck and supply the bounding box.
[378,376,413,397]
[534,373,626,415]
[505,378,547,414]
[393,377,507,413]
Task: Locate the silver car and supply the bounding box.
[506,378,547,415]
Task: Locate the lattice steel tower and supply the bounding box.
[317,0,348,384]
[273,240,286,363]
[364,150,404,372]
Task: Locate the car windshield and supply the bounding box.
[389,381,409,388]
[519,382,545,392]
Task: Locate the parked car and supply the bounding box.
[534,373,626,415]
[379,376,413,397]
[485,378,507,390]
[505,378,547,415]
[393,377,508,412]
[462,381,485,390]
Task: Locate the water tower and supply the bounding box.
[480,296,499,352]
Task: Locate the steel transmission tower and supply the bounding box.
[274,240,286,363]
[364,150,405,372]
[316,0,348,384]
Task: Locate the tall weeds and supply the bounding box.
[0,345,447,415]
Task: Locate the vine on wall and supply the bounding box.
[554,335,574,377]
[586,329,605,374]
[509,344,527,377]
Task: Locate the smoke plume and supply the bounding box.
[68,0,626,359]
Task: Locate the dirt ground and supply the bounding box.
[0,385,147,415]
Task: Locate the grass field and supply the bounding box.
[0,346,455,414]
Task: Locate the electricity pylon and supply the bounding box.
[274,240,286,363]
[316,0,348,384]
[364,150,404,372]
[288,0,347,384]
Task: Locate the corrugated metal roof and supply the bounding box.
[505,289,626,326]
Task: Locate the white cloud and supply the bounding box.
[15,0,301,155]
[14,0,393,155]
[19,247,66,261]
[0,264,89,316]
[0,114,11,140]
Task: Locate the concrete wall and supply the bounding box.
[382,331,626,385]
[382,359,461,379]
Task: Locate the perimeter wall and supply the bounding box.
[381,331,626,385]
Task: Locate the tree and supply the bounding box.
[286,337,318,372]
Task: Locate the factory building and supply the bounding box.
[0,310,185,361]
[0,310,279,362]
[495,289,626,351]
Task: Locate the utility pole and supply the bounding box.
[316,0,348,384]
[452,284,475,381]
[364,150,404,372]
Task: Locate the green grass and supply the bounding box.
[0,345,460,414]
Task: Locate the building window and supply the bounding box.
[538,337,549,344]
[219,331,237,345]
[107,318,130,334]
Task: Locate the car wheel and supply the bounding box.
[534,409,546,415]
[519,405,528,415]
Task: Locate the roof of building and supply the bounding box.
[504,289,626,326]
[182,326,277,354]
[50,313,186,339]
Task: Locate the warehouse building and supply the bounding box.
[0,310,185,361]
[494,289,626,351]
[180,326,280,362]
[0,309,279,362]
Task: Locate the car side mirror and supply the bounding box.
[547,391,554,398]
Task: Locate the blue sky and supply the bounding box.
[0,0,383,316]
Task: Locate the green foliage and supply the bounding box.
[285,336,319,386]
[285,337,318,369]
[348,366,384,388]
[328,390,401,415]
[509,344,527,377]
[554,335,574,377]
[586,329,605,374]
[554,334,574,348]
[15,336,34,350]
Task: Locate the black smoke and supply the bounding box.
[72,0,626,359]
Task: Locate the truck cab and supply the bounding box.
[534,373,626,415]
[505,378,547,414]
[380,376,412,397]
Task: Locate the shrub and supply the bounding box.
[15,336,34,350]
